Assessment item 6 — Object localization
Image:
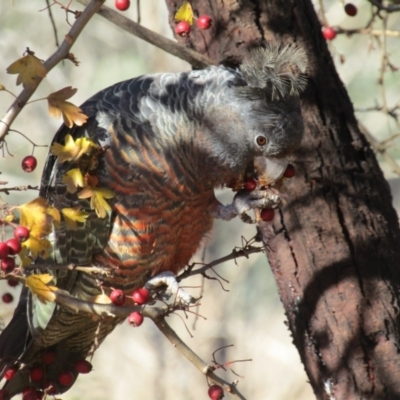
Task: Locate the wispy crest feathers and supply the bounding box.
[240,43,308,99]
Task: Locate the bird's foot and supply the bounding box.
[144,271,198,306]
[216,188,282,223]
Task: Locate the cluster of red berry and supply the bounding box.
[243,164,295,222]
[175,15,212,37]
[1,226,30,303]
[109,287,150,327]
[0,357,92,400]
[2,156,38,304]
[322,3,358,41]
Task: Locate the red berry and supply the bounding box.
[208,384,224,400]
[1,257,16,273]
[7,278,19,287]
[243,178,257,191]
[2,293,14,304]
[22,387,37,400]
[110,289,126,306]
[22,392,37,400]
[0,389,11,400]
[58,371,74,386]
[128,311,143,327]
[132,287,150,305]
[283,164,296,178]
[322,26,337,41]
[14,226,30,242]
[35,391,44,400]
[260,208,275,222]
[115,0,130,11]
[4,366,18,380]
[197,15,212,30]
[22,156,37,173]
[175,21,191,37]
[344,3,357,16]
[0,242,9,259]
[42,351,56,365]
[30,366,44,382]
[74,359,92,374]
[6,238,22,255]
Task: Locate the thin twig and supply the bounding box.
[178,245,266,280]
[75,0,215,69]
[0,0,106,143]
[0,185,39,194]
[359,122,400,176]
[9,129,48,148]
[136,0,141,24]
[336,27,400,38]
[368,0,400,13]
[45,0,61,47]
[153,318,247,399]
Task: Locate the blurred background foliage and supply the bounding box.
[0,1,399,399]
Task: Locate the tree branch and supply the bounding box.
[75,0,215,69]
[368,0,400,13]
[0,0,106,143]
[152,318,247,399]
[51,287,164,318]
[336,26,400,37]
[178,243,266,280]
[41,287,247,398]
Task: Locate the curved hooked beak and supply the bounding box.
[254,156,288,186]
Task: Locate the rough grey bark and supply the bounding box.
[165,1,400,399]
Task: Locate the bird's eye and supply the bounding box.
[256,136,267,146]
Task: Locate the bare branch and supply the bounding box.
[178,244,266,280]
[0,0,106,143]
[0,185,39,194]
[368,0,400,13]
[52,287,164,319]
[153,318,247,399]
[336,26,400,38]
[75,0,215,69]
[45,0,61,48]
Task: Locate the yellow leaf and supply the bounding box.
[5,214,14,223]
[62,168,85,193]
[18,247,32,267]
[78,186,114,218]
[0,84,5,91]
[47,87,88,128]
[175,1,194,25]
[47,205,61,229]
[50,134,97,163]
[90,293,112,304]
[62,207,89,230]
[18,198,58,239]
[25,274,57,303]
[22,237,52,259]
[18,198,59,260]
[6,54,47,88]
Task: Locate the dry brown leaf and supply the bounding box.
[6,54,47,88]
[47,87,88,128]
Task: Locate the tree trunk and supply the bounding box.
[165,0,400,399]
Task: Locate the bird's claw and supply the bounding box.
[144,271,198,306]
[233,189,281,223]
[234,188,281,212]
